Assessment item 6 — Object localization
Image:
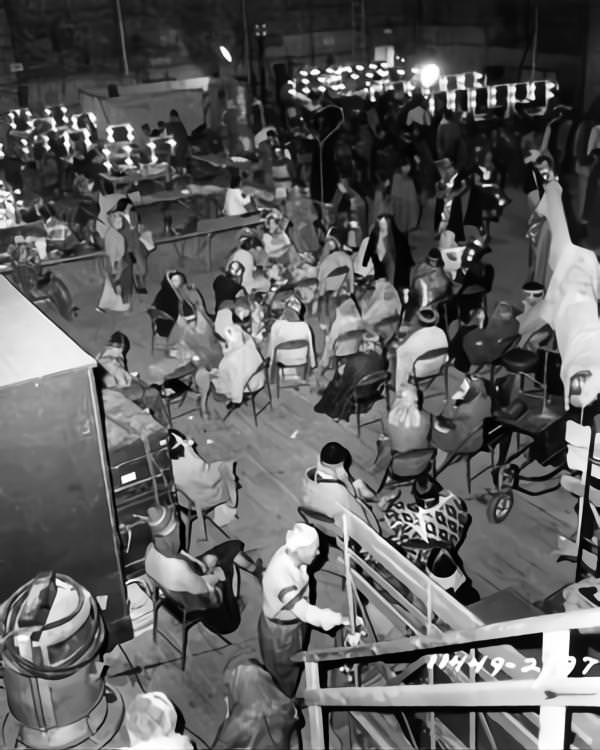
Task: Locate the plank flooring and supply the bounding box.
[0,187,586,746]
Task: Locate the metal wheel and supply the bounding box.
[486,490,514,524]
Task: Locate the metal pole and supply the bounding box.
[115,0,130,76]
[241,0,253,94]
[530,1,539,81]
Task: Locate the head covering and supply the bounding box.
[146,505,178,537]
[125,691,177,743]
[285,523,319,552]
[320,442,347,470]
[264,209,282,231]
[417,307,439,326]
[490,300,515,323]
[435,157,452,172]
[413,474,442,509]
[388,384,422,428]
[110,197,132,214]
[360,330,382,353]
[427,248,443,266]
[227,259,244,277]
[438,229,457,250]
[284,294,302,315]
[426,548,466,592]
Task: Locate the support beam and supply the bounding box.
[303,676,600,710]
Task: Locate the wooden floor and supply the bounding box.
[101,374,576,746]
[0,187,582,747]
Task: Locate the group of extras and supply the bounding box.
[92,149,564,730]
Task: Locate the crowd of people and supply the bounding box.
[46,85,600,747]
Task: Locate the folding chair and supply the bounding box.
[273,339,311,398]
[150,577,232,671]
[378,447,437,492]
[147,307,175,354]
[344,369,390,438]
[409,347,450,401]
[331,328,365,370]
[223,357,273,426]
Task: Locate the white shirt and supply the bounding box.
[406,105,431,128]
[223,187,251,216]
[145,544,210,596]
[262,545,343,630]
[267,319,316,367]
[394,326,448,392]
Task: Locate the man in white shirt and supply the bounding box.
[223,170,253,216]
[259,523,353,696]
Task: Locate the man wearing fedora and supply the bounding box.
[144,505,262,634]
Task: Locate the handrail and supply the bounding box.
[296,605,600,664]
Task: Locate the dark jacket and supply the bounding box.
[315,350,386,421]
[152,274,194,338]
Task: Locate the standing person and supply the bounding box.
[390,156,420,237]
[166,109,189,169]
[434,158,468,242]
[435,109,462,163]
[97,210,132,311]
[112,198,149,294]
[223,169,253,216]
[464,149,503,237]
[361,214,414,291]
[258,523,352,697]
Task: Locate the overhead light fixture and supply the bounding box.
[420,63,441,88]
[219,45,233,63]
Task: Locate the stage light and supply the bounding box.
[219,45,233,63]
[420,63,440,88]
[310,68,320,76]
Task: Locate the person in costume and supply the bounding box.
[302,441,378,527]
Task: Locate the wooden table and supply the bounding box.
[131,184,225,218]
[154,213,263,270]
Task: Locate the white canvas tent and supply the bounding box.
[79,77,210,137]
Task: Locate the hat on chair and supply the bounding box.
[319,441,348,470]
[146,505,178,537]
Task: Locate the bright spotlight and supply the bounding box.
[219,45,233,63]
[420,63,441,89]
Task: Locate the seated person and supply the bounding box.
[302,441,379,528]
[262,209,298,266]
[382,473,470,568]
[97,331,164,422]
[393,307,448,392]
[213,260,246,312]
[195,324,265,410]
[458,300,519,371]
[169,429,238,526]
[376,384,433,474]
[124,691,193,750]
[360,278,403,328]
[267,294,316,373]
[318,298,365,372]
[315,330,387,422]
[410,248,452,310]
[432,374,491,459]
[144,504,261,634]
[316,235,355,308]
[223,169,253,216]
[228,234,270,294]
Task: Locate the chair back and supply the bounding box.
[333,329,364,359]
[412,347,449,381]
[274,339,309,368]
[390,447,436,480]
[293,277,318,305]
[245,357,269,394]
[353,370,389,403]
[148,306,174,332]
[323,266,349,295]
[463,331,518,368]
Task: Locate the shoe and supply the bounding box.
[138,287,148,294]
[96,306,105,313]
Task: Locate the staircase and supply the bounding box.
[298,511,600,750]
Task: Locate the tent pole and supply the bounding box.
[115,0,130,77]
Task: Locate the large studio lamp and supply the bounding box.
[420,63,441,89]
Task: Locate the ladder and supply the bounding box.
[298,511,600,750]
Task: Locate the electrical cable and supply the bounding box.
[116,643,211,749]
